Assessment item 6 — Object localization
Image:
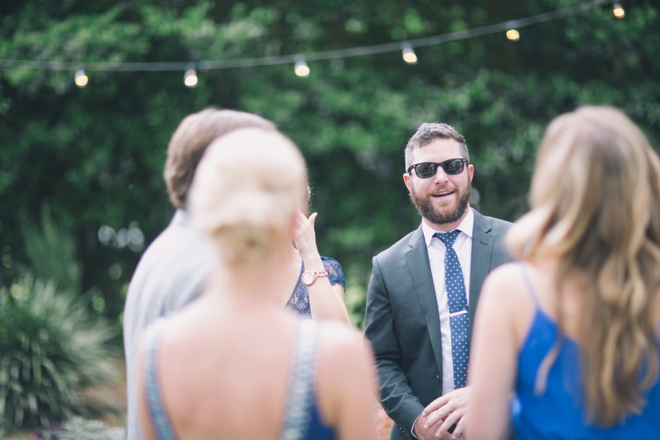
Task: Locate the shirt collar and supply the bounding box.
[422,207,474,247]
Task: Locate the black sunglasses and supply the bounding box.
[407,158,468,179]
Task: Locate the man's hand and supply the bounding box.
[417,387,470,439]
[413,411,454,440]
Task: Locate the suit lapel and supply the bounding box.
[469,210,494,342]
[406,226,444,379]
[403,213,497,384]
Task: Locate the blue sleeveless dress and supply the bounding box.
[285,257,345,317]
[513,265,660,439]
[144,318,335,440]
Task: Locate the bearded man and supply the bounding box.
[364,123,513,440]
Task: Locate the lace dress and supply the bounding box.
[284,257,345,317]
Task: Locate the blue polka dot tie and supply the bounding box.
[435,230,469,389]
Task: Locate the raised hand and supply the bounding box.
[292,210,320,260]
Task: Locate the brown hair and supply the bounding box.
[164,109,275,209]
[404,122,469,170]
[508,106,660,426]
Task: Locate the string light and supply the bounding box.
[294,57,310,77]
[74,69,88,87]
[0,0,610,80]
[506,29,520,41]
[401,43,418,64]
[612,3,625,18]
[184,66,197,87]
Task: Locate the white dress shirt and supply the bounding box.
[421,208,474,395]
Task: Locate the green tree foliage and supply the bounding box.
[1,1,658,326]
[23,207,82,295]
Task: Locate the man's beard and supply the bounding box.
[409,182,471,225]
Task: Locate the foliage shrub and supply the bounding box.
[0,274,120,429]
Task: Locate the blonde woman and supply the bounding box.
[136,129,378,440]
[466,107,660,439]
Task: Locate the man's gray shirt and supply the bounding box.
[123,209,217,440]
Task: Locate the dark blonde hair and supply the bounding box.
[508,106,660,426]
[189,129,307,265]
[164,109,275,209]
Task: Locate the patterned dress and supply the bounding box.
[284,256,345,316]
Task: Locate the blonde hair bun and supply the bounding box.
[189,128,307,264]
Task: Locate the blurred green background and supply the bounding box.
[1,0,659,333]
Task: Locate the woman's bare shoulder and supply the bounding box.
[479,261,538,345]
[317,322,367,356]
[481,262,529,305]
[484,261,524,285]
[315,321,375,381]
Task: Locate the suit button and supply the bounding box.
[436,374,441,381]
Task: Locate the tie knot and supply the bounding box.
[434,230,460,247]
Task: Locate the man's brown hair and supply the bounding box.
[164,109,275,209]
[404,122,469,170]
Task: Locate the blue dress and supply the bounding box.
[285,256,345,317]
[513,265,660,439]
[144,318,335,440]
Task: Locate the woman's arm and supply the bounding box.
[293,210,350,324]
[466,264,529,440]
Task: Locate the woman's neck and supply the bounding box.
[207,253,294,309]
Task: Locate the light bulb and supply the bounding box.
[613,3,625,18]
[402,43,418,64]
[294,59,310,77]
[506,29,520,41]
[184,69,198,87]
[75,69,88,88]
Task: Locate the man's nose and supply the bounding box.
[431,166,450,183]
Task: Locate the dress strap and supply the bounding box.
[518,262,540,308]
[280,318,320,440]
[145,320,178,440]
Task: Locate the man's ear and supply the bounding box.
[403,173,411,191]
[468,164,475,183]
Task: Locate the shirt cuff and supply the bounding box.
[411,414,420,439]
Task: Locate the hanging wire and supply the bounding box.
[0,0,611,73]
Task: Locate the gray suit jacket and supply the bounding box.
[364,209,513,440]
[123,209,217,440]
